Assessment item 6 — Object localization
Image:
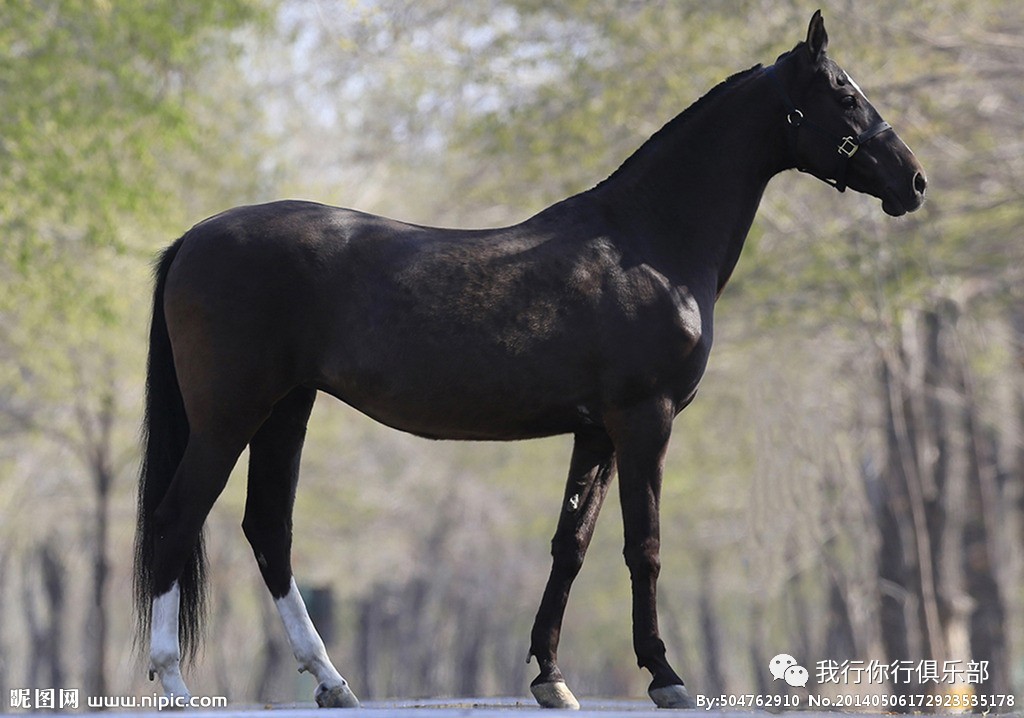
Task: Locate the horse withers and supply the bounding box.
[135,11,924,709]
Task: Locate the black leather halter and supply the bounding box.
[765,65,892,192]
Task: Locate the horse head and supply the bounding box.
[769,11,927,216]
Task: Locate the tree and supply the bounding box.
[0,0,270,696]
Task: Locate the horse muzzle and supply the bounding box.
[882,170,927,217]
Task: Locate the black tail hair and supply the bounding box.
[133,238,207,663]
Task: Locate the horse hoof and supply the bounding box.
[531,681,580,710]
[648,684,695,709]
[315,682,360,708]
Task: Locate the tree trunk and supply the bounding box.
[255,592,290,703]
[697,556,725,696]
[74,377,117,698]
[84,458,111,697]
[951,318,1009,696]
[875,302,1014,707]
[23,543,66,689]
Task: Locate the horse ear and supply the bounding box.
[805,10,829,64]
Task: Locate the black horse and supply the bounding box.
[135,11,925,709]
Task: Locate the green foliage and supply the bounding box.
[443,2,802,213]
[0,0,278,699]
[0,1,265,255]
[0,0,271,414]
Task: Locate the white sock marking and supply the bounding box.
[150,581,191,699]
[275,578,347,689]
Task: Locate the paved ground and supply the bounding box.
[0,698,677,718]
[2,696,1020,717]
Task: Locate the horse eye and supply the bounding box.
[840,95,857,110]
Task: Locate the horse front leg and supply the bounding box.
[608,399,694,709]
[528,428,615,710]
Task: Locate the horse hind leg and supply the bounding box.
[528,429,615,710]
[149,582,189,700]
[242,387,359,708]
[148,424,259,701]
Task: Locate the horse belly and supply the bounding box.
[322,375,591,441]
[315,315,597,441]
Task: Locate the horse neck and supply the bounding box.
[591,68,787,295]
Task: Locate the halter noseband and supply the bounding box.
[765,65,892,193]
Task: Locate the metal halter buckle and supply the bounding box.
[837,137,859,157]
[787,109,804,127]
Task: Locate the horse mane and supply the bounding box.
[596,63,765,188]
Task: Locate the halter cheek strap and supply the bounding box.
[765,65,892,193]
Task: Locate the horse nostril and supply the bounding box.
[913,172,927,196]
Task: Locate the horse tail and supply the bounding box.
[133,237,206,663]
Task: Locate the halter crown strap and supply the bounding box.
[765,65,892,192]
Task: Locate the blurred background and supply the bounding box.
[1,0,1022,707]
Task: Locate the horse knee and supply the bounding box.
[623,538,661,580]
[550,537,586,579]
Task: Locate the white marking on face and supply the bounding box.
[843,71,867,100]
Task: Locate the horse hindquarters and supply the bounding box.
[136,235,294,700]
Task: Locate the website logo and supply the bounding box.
[770,653,809,687]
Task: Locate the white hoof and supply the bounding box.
[315,682,360,708]
[531,681,580,710]
[649,684,694,709]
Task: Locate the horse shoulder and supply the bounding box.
[602,259,704,344]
